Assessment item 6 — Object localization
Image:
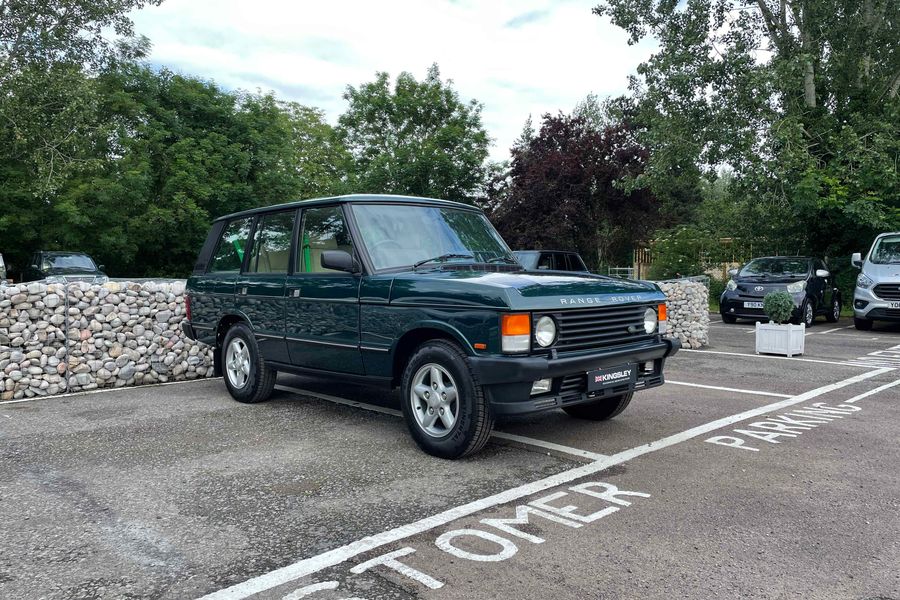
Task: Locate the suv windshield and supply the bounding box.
[42,254,96,271]
[869,235,900,264]
[352,204,515,271]
[739,258,809,277]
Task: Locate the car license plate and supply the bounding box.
[587,364,637,392]
[744,301,764,309]
[890,302,900,309]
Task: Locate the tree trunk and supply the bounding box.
[800,1,816,108]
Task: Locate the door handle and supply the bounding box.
[240,287,248,296]
[287,287,301,297]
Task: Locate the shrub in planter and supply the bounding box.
[763,291,794,324]
[757,290,804,356]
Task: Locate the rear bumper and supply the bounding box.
[470,338,679,416]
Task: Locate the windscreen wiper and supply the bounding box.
[412,253,475,270]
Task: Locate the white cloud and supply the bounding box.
[130,0,656,162]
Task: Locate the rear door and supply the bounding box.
[285,204,364,374]
[191,217,254,334]
[235,209,296,363]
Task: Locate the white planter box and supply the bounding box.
[755,321,805,357]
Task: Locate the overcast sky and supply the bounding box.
[129,0,656,162]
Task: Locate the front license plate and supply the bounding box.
[890,302,900,309]
[744,301,764,309]
[587,364,637,392]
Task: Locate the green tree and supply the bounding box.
[338,64,490,203]
[593,0,900,258]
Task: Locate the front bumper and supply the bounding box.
[469,338,679,415]
[853,286,900,321]
[720,293,804,320]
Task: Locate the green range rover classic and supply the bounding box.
[183,195,678,458]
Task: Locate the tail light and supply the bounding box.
[185,294,192,321]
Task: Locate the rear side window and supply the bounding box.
[247,211,295,274]
[298,206,353,273]
[568,254,587,271]
[209,218,253,273]
[537,253,553,270]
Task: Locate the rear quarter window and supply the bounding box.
[209,218,254,273]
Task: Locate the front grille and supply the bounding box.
[544,304,654,352]
[873,284,900,301]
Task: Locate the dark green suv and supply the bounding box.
[183,195,678,458]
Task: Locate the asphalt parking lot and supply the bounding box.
[2,316,899,600]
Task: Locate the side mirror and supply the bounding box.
[98,264,105,271]
[815,269,830,278]
[728,268,738,277]
[850,252,862,268]
[321,250,359,274]
[30,264,39,270]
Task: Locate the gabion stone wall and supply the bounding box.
[0,281,214,401]
[658,280,710,349]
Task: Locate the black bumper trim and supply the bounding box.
[491,374,665,416]
[181,321,197,341]
[469,338,679,386]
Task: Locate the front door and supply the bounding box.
[235,209,296,364]
[285,204,363,374]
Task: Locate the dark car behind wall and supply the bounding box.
[22,251,108,284]
[719,256,841,326]
[514,250,589,273]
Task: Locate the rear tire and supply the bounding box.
[854,317,873,331]
[400,339,494,459]
[221,323,276,403]
[563,392,633,421]
[826,298,840,323]
[721,313,737,324]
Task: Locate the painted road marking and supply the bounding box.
[275,384,605,463]
[666,380,792,399]
[683,349,875,368]
[843,344,900,369]
[198,367,891,600]
[706,376,900,452]
[0,376,217,406]
[490,431,608,462]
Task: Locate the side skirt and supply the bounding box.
[266,361,394,389]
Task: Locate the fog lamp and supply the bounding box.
[530,379,552,395]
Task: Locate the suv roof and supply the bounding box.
[214,194,477,223]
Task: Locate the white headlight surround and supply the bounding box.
[643,307,658,334]
[726,279,737,291]
[786,280,807,293]
[856,273,874,289]
[534,315,557,347]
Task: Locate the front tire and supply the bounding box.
[826,298,840,323]
[854,317,873,331]
[563,392,633,421]
[793,300,815,327]
[400,340,493,459]
[221,323,276,403]
[721,313,737,324]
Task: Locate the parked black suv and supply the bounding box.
[183,195,678,458]
[513,250,590,273]
[22,251,108,284]
[719,256,841,326]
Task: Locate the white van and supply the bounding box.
[851,232,900,330]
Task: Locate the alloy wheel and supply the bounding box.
[410,363,459,437]
[226,338,251,389]
[805,303,814,326]
[833,300,840,320]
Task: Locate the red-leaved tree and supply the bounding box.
[484,113,658,269]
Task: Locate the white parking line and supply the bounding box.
[0,377,217,406]
[682,349,877,368]
[666,380,792,399]
[275,384,604,463]
[490,431,609,462]
[200,367,892,600]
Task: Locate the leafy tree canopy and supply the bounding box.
[338,64,490,203]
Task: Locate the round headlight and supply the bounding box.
[535,316,557,347]
[643,307,658,334]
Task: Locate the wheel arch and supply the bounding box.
[213,312,252,376]
[391,324,472,387]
